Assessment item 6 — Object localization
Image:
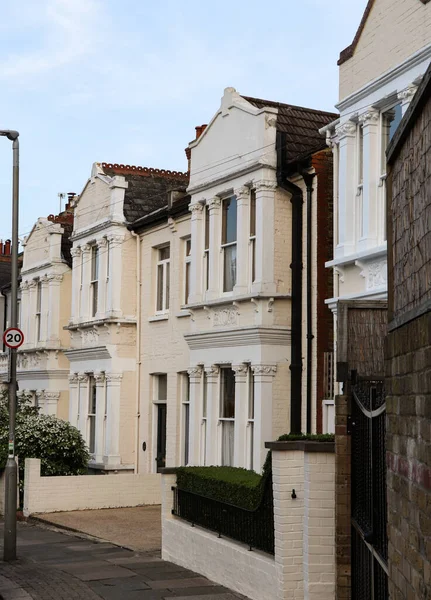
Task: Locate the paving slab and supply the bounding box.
[0,521,250,600]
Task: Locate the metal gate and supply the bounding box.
[350,376,388,600]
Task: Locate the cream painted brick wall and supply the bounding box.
[272,363,291,439]
[23,458,160,516]
[119,370,136,465]
[139,216,191,473]
[74,178,112,232]
[274,188,292,295]
[120,234,137,318]
[339,0,431,99]
[161,474,277,600]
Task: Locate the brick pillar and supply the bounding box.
[335,394,351,600]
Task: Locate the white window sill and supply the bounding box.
[175,310,191,318]
[148,314,169,322]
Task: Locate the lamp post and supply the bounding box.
[1,129,20,562]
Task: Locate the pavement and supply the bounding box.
[0,520,249,600]
[32,506,161,553]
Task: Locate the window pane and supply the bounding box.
[223,245,237,292]
[92,246,99,281]
[159,246,170,261]
[184,403,190,465]
[92,282,98,316]
[166,262,170,310]
[248,369,255,420]
[186,239,191,256]
[203,372,207,418]
[158,374,167,401]
[221,368,235,418]
[251,239,256,283]
[222,197,237,244]
[250,189,256,237]
[389,103,402,141]
[221,421,234,466]
[204,205,210,250]
[358,125,363,184]
[157,264,164,311]
[185,262,190,304]
[204,251,209,291]
[89,380,97,413]
[36,282,41,312]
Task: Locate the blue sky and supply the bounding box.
[0,0,367,241]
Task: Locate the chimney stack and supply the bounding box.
[4,240,11,256]
[195,124,207,140]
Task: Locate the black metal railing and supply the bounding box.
[172,476,274,555]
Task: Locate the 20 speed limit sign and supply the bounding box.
[3,327,24,349]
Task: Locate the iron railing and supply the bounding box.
[172,476,274,555]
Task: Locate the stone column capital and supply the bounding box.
[234,186,250,202]
[255,179,277,192]
[358,110,379,127]
[81,243,92,255]
[77,372,89,383]
[204,365,220,381]
[94,371,106,384]
[208,197,221,211]
[189,202,204,218]
[251,364,277,378]
[232,364,248,380]
[69,372,79,384]
[106,373,123,384]
[187,365,203,381]
[71,246,82,258]
[335,121,357,140]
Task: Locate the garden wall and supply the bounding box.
[23,458,161,516]
[161,441,336,600]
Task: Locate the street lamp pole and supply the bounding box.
[1,130,20,562]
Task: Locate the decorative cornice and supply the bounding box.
[187,365,203,379]
[185,326,291,350]
[358,110,379,126]
[335,121,357,139]
[251,364,277,376]
[255,179,277,191]
[64,346,111,362]
[105,373,123,383]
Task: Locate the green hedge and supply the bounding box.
[176,453,271,511]
[277,433,335,442]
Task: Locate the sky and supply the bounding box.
[0,0,367,242]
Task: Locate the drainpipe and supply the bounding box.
[276,132,303,434]
[1,287,7,352]
[130,230,141,474]
[300,172,315,434]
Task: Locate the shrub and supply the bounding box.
[0,391,90,496]
[277,433,335,442]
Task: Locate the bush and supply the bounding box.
[277,433,335,442]
[0,391,90,496]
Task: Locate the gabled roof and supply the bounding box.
[100,163,189,223]
[387,59,431,163]
[338,0,375,66]
[243,96,338,163]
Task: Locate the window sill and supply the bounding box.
[175,310,191,319]
[148,314,169,322]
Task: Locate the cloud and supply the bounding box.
[0,0,105,79]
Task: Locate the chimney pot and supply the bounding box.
[195,124,208,140]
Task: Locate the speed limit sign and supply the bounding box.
[3,327,24,349]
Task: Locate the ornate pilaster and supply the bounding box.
[80,244,92,321]
[104,373,123,464]
[94,371,106,462]
[70,246,82,322]
[206,198,222,301]
[186,365,203,465]
[20,281,30,348]
[188,202,204,304]
[358,109,380,249]
[232,363,249,467]
[253,179,277,295]
[251,364,277,470]
[106,235,123,318]
[96,237,108,318]
[44,391,60,416]
[77,372,89,437]
[233,187,250,295]
[204,365,220,465]
[68,372,80,428]
[335,121,357,257]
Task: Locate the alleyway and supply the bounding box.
[0,521,249,600]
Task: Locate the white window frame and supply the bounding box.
[90,245,99,317]
[180,372,190,466]
[201,370,207,465]
[156,245,170,313]
[183,237,191,305]
[203,205,210,294]
[87,375,96,456]
[356,124,364,241]
[221,196,237,295]
[151,373,168,473]
[218,366,235,466]
[246,366,255,471]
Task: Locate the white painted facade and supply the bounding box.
[0,217,72,419]
[66,164,138,472]
[323,0,431,311]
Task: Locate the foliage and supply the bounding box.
[277,433,335,442]
[0,390,90,492]
[176,451,272,511]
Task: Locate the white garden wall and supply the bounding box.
[161,441,336,600]
[23,458,161,516]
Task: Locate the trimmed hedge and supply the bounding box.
[176,453,272,511]
[277,433,335,442]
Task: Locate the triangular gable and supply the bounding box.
[338,0,375,65]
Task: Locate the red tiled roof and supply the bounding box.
[101,163,188,180]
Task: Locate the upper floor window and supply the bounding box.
[184,238,191,305]
[204,205,210,293]
[381,103,402,175]
[221,197,237,292]
[156,245,170,312]
[91,245,99,317]
[36,280,42,341]
[249,189,256,285]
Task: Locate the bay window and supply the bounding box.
[221,197,237,292]
[156,245,170,312]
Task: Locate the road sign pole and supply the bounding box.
[4,134,19,562]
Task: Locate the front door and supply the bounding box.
[156,403,167,472]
